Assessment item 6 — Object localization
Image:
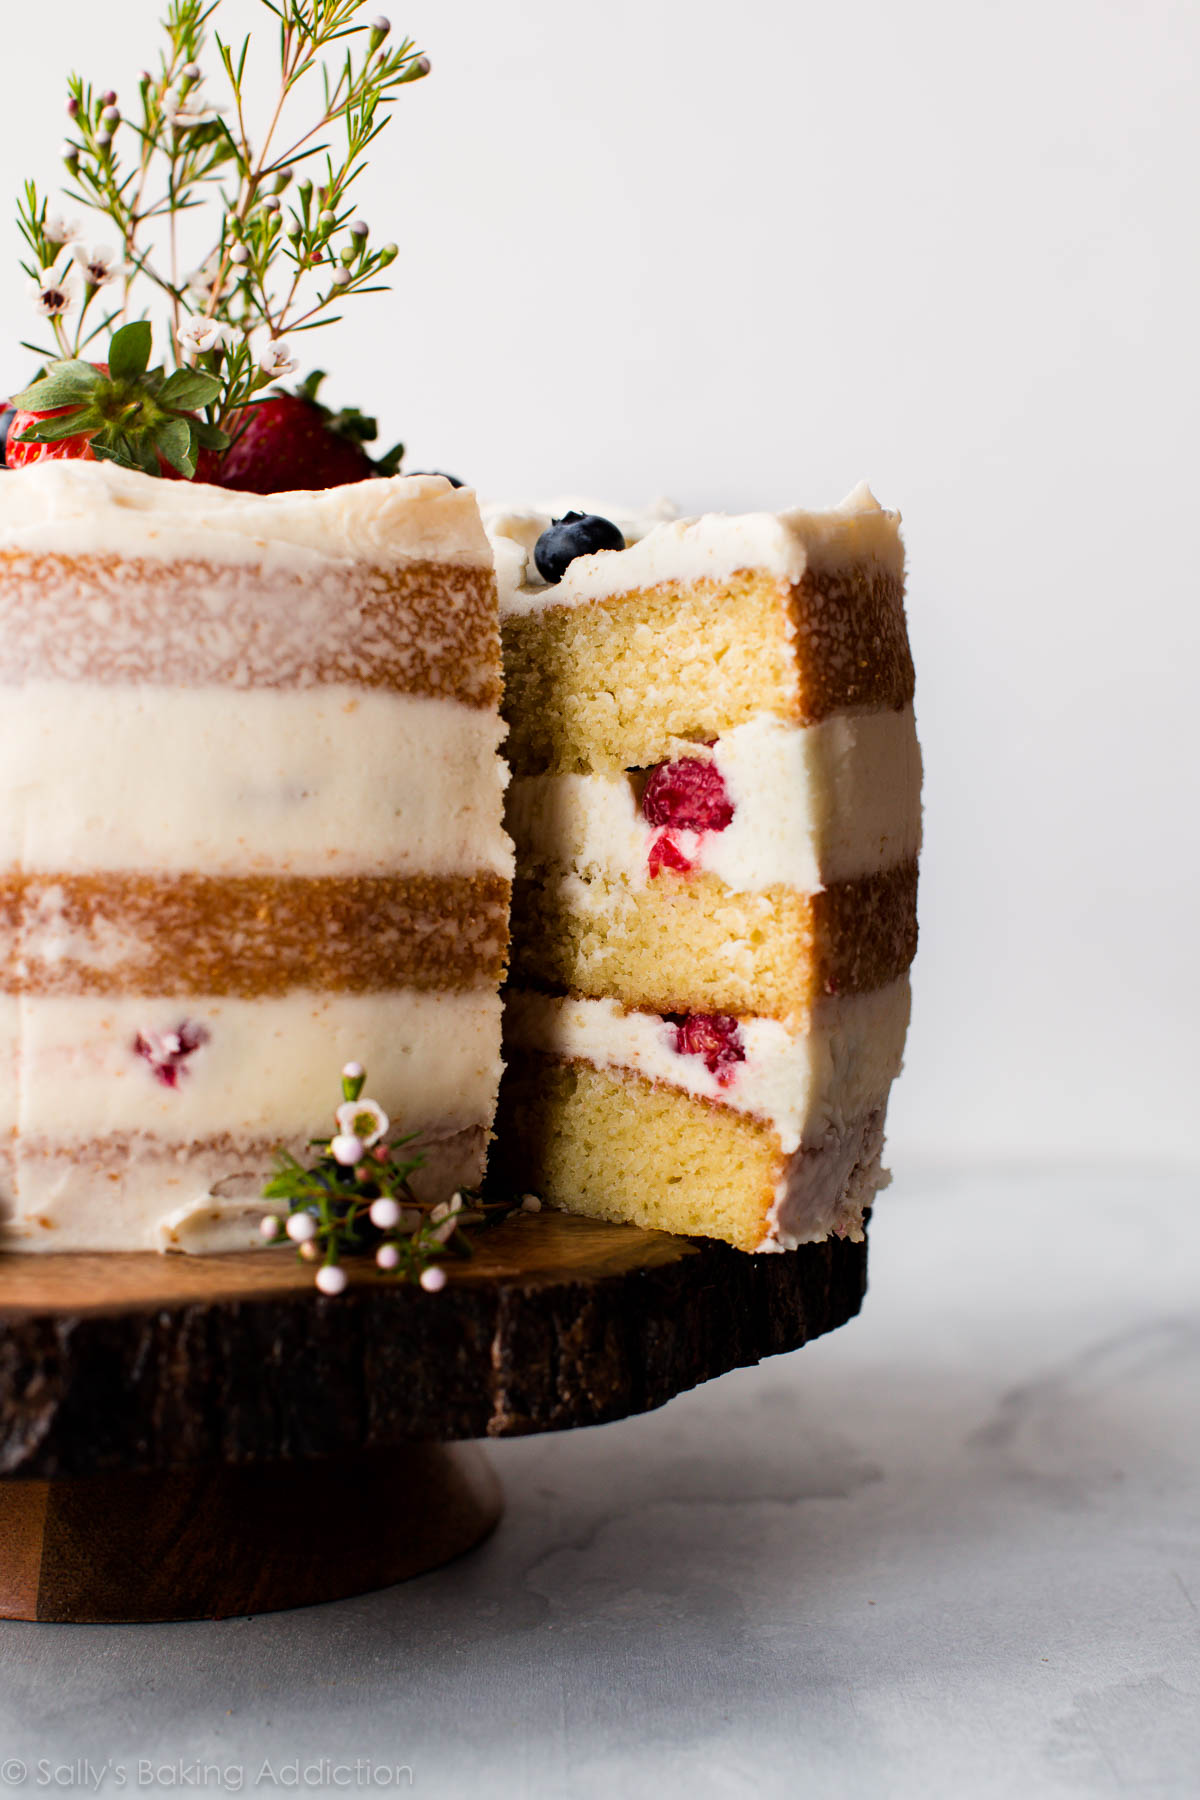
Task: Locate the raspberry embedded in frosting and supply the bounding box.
[134,1019,210,1089]
[671,1012,746,1085]
[642,756,733,832]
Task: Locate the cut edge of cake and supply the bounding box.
[488,483,920,1254]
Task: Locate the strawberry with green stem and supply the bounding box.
[216,367,403,492]
[7,320,229,478]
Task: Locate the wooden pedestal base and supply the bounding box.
[0,1444,502,1623]
[1,1213,868,1620]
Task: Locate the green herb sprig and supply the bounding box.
[18,0,428,441]
[261,1062,513,1296]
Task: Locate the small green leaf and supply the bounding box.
[10,364,101,409]
[16,411,91,444]
[107,321,153,383]
[374,441,405,477]
[159,369,223,410]
[192,420,232,451]
[89,438,141,473]
[153,417,196,478]
[133,433,160,478]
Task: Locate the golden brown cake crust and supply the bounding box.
[0,871,510,996]
[0,553,501,708]
[785,563,914,721]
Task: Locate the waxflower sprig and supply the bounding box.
[19,0,428,438]
[260,1062,518,1297]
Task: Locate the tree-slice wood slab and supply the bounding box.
[0,1213,868,1480]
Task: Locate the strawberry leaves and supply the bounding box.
[10,321,229,479]
[106,319,152,383]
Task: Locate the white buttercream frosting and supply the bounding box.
[0,988,503,1252]
[0,684,513,878]
[485,484,901,614]
[0,461,492,569]
[503,979,910,1156]
[506,707,921,892]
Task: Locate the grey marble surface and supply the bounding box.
[1,1163,1197,1800]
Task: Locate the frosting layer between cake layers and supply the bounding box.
[0,463,512,1253]
[489,485,919,1251]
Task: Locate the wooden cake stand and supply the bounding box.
[0,1213,867,1622]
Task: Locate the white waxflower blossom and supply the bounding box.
[43,213,81,246]
[369,1197,401,1230]
[163,82,220,130]
[419,1265,446,1293]
[330,1132,364,1167]
[257,338,297,378]
[186,255,230,303]
[315,1264,348,1297]
[335,1098,389,1148]
[74,243,126,289]
[178,315,236,359]
[286,1212,317,1244]
[376,1244,400,1271]
[30,252,77,318]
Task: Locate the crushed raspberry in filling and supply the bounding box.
[647,832,694,877]
[670,1012,746,1084]
[641,756,733,832]
[134,1019,211,1089]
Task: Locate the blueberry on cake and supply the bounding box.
[0,463,511,1252]
[488,487,921,1252]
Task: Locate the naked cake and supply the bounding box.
[0,461,512,1253]
[488,487,921,1252]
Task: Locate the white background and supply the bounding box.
[1,0,1196,1166]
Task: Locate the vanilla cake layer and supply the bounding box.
[0,871,509,996]
[497,981,909,1250]
[0,464,510,1252]
[511,862,917,1022]
[0,987,501,1252]
[0,686,511,877]
[494,1058,885,1252]
[495,967,907,1250]
[498,490,912,778]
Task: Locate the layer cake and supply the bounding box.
[0,462,512,1252]
[488,486,920,1251]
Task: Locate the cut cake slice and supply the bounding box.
[488,486,920,1252]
